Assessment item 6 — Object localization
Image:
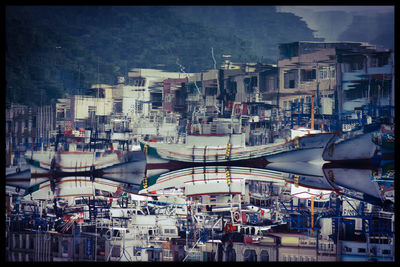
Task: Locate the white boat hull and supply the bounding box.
[322,132,378,161]
[322,165,384,205]
[23,176,124,201]
[140,133,336,164]
[5,169,31,189]
[139,165,335,194]
[25,150,144,173]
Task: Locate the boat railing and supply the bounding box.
[154,140,297,162]
[371,210,394,220]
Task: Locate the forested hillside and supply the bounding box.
[171,6,322,60]
[6,6,320,106]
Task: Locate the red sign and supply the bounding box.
[241,211,247,223]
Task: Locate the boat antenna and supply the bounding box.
[211,48,221,115]
[176,58,204,119]
[211,47,217,69]
[176,58,202,97]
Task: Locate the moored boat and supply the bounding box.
[24,127,146,187]
[6,163,31,190]
[322,163,387,207]
[140,120,336,165]
[322,124,384,162]
[139,165,335,195]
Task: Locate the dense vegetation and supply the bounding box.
[6,6,320,106]
[171,6,322,61]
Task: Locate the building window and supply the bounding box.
[268,77,275,91]
[131,77,146,87]
[344,88,363,100]
[226,247,236,261]
[370,57,379,67]
[98,88,105,98]
[350,61,364,71]
[205,87,217,96]
[164,228,176,235]
[88,106,96,118]
[284,70,298,89]
[382,249,391,255]
[319,68,329,80]
[163,250,173,261]
[301,69,316,82]
[243,249,257,262]
[62,240,69,254]
[331,69,335,79]
[111,246,120,258]
[52,238,59,253]
[260,250,269,262]
[344,246,352,252]
[29,236,35,249]
[244,77,257,93]
[114,101,122,113]
[358,248,366,253]
[136,101,143,114]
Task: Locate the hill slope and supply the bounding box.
[6,6,320,106]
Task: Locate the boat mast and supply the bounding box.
[211,47,221,116]
[311,91,315,130]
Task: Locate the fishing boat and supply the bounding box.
[322,123,384,162]
[24,126,146,187]
[322,162,389,207]
[22,175,136,201]
[371,124,394,147]
[140,166,296,237]
[6,163,31,190]
[140,118,336,165]
[139,165,334,196]
[104,193,184,262]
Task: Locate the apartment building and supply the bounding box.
[271,233,336,262]
[123,68,190,119]
[277,41,394,129]
[6,103,56,164]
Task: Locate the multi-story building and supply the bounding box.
[337,47,394,124]
[220,61,278,106]
[185,69,219,116]
[270,233,336,261]
[6,230,108,262]
[340,237,394,261]
[120,68,190,119]
[6,103,56,165]
[163,77,188,114]
[179,61,278,118]
[277,41,394,130]
[55,84,114,132]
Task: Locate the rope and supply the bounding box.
[225,167,232,185]
[143,141,149,156]
[294,136,300,149]
[225,142,232,159]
